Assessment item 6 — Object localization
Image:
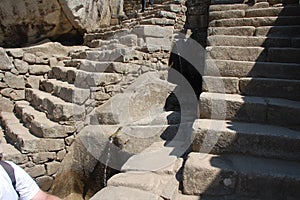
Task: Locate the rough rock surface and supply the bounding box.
[0,0,122,47]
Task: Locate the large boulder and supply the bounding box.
[0,0,122,47]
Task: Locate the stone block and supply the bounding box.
[23,53,36,64]
[108,172,179,200]
[14,59,29,74]
[268,48,300,64]
[29,64,51,75]
[0,48,14,70]
[209,10,245,21]
[46,161,61,175]
[255,25,300,37]
[90,186,164,200]
[32,152,57,164]
[0,95,14,112]
[208,26,256,36]
[36,176,54,191]
[202,76,239,94]
[206,46,266,62]
[199,92,268,123]
[0,88,25,100]
[145,37,172,52]
[132,25,174,38]
[25,165,46,178]
[6,49,24,58]
[4,72,25,89]
[118,34,138,47]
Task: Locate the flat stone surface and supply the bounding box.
[183,152,300,197]
[239,77,300,101]
[207,35,291,47]
[268,48,300,64]
[192,119,300,161]
[202,76,239,94]
[206,46,266,62]
[0,47,14,70]
[210,16,300,27]
[90,186,164,200]
[199,92,268,123]
[204,59,300,80]
[209,10,245,21]
[208,26,256,36]
[121,140,189,172]
[108,172,178,199]
[255,25,300,37]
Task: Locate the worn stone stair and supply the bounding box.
[0,112,65,154]
[182,1,300,199]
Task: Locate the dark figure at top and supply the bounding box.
[141,0,154,12]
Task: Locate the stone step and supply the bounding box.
[107,172,179,200]
[50,66,123,87]
[205,59,300,80]
[269,47,300,64]
[209,16,300,27]
[87,38,119,48]
[202,76,300,101]
[207,35,291,47]
[90,186,164,200]
[40,79,90,105]
[14,101,75,138]
[210,6,300,22]
[192,119,300,161]
[25,88,85,122]
[70,48,144,63]
[49,66,77,84]
[255,25,300,37]
[208,26,256,36]
[64,59,135,74]
[183,152,300,199]
[199,92,300,128]
[209,2,269,12]
[206,46,266,62]
[245,5,300,18]
[0,112,65,153]
[1,142,28,165]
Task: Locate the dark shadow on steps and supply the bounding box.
[191,1,300,200]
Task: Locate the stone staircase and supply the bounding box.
[182,1,300,200]
[84,0,186,46]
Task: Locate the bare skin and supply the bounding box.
[31,190,61,200]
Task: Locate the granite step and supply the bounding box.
[0,112,65,153]
[192,119,300,161]
[209,2,269,12]
[199,92,300,128]
[14,101,75,138]
[70,48,144,63]
[268,47,300,64]
[206,46,266,62]
[63,59,135,74]
[255,25,300,37]
[50,66,123,87]
[107,171,179,200]
[183,152,300,199]
[245,5,300,18]
[207,25,298,37]
[202,76,300,101]
[208,26,256,36]
[49,66,78,84]
[40,79,90,105]
[87,38,119,48]
[25,88,85,122]
[204,59,300,80]
[209,16,300,27]
[209,6,300,22]
[0,142,28,165]
[207,35,291,47]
